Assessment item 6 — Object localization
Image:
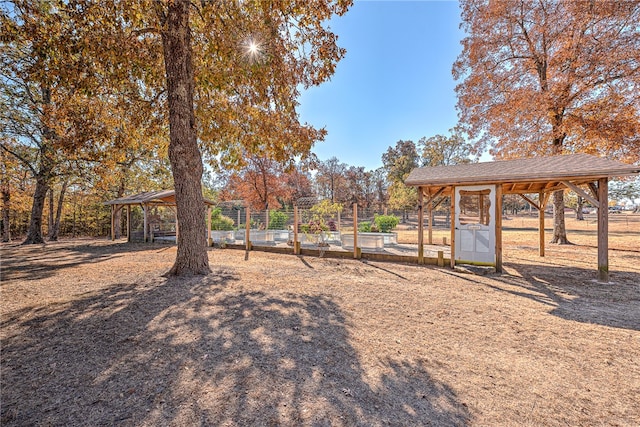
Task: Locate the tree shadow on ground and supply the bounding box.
[486,263,640,331]
[1,271,470,426]
[0,240,173,282]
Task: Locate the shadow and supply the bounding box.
[0,239,174,282]
[487,262,640,331]
[360,260,408,281]
[1,271,470,426]
[297,255,315,269]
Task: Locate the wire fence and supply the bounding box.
[209,202,452,257]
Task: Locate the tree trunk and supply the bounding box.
[550,189,571,244]
[47,188,54,238]
[161,0,210,276]
[114,175,127,239]
[576,195,584,221]
[1,184,10,242]
[23,175,48,244]
[49,179,67,241]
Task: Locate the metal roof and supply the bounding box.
[104,190,216,206]
[405,154,639,194]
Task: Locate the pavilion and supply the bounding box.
[104,190,216,244]
[405,154,640,282]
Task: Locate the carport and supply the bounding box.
[405,154,640,282]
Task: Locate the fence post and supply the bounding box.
[353,203,360,259]
[293,205,300,255]
[207,206,212,247]
[245,205,251,251]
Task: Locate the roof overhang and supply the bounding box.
[104,190,216,206]
[405,154,640,196]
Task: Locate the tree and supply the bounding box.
[221,156,290,211]
[381,140,420,184]
[382,140,419,217]
[154,1,210,275]
[315,157,348,203]
[418,127,475,167]
[454,0,640,243]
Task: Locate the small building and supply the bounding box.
[405,154,640,282]
[104,190,216,243]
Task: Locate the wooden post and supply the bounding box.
[437,250,444,267]
[353,203,360,259]
[126,205,131,242]
[245,205,251,251]
[427,199,433,246]
[207,206,212,247]
[538,192,545,257]
[110,205,115,241]
[293,205,300,255]
[142,203,148,243]
[597,178,609,282]
[495,184,503,273]
[450,190,456,268]
[418,187,424,264]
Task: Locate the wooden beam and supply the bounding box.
[588,182,598,200]
[425,187,445,204]
[293,205,300,255]
[432,196,446,210]
[245,205,251,252]
[207,206,212,247]
[126,205,131,242]
[597,178,609,282]
[561,181,599,206]
[142,203,148,243]
[110,205,116,241]
[495,184,503,273]
[353,203,360,259]
[538,192,545,257]
[450,187,456,269]
[519,194,540,211]
[418,187,424,263]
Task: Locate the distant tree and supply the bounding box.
[282,165,314,207]
[222,156,290,211]
[418,127,475,167]
[343,166,368,206]
[382,140,419,216]
[609,178,640,206]
[315,157,348,203]
[387,181,416,221]
[371,167,389,211]
[382,140,420,184]
[454,0,640,243]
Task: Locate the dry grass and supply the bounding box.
[1,215,639,426]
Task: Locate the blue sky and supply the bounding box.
[298,0,465,171]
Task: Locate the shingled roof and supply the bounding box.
[405,154,639,194]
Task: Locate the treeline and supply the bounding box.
[1,130,473,241]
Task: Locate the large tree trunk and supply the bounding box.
[23,176,48,244]
[48,180,67,241]
[1,184,10,243]
[47,188,54,238]
[550,189,571,244]
[161,0,210,276]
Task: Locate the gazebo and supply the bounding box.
[405,154,640,282]
[104,190,216,244]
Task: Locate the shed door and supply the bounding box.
[455,185,495,264]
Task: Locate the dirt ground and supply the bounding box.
[1,214,639,426]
